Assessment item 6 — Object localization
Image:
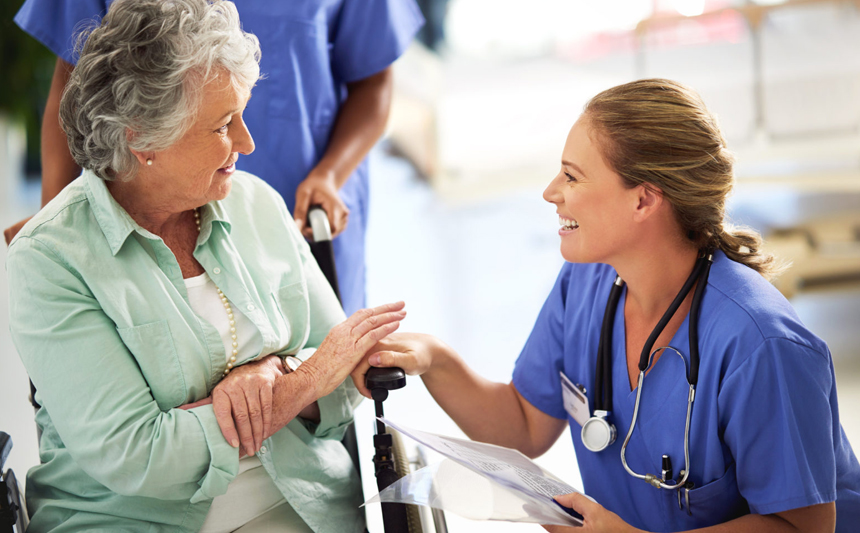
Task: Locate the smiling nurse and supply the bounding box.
[352,79,860,532]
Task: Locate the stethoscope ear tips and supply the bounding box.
[581,411,617,452]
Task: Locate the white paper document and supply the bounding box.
[365,417,586,527]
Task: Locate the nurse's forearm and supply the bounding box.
[313,67,393,189]
[686,501,835,533]
[42,57,81,206]
[421,342,567,458]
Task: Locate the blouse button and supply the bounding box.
[247,304,255,311]
[213,267,221,275]
[259,446,267,454]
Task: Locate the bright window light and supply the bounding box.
[673,0,706,17]
[446,0,653,57]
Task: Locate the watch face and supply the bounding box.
[284,356,302,373]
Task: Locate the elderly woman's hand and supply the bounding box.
[210,355,286,457]
[182,355,286,456]
[297,301,407,399]
[179,355,319,457]
[180,302,405,454]
[179,355,284,456]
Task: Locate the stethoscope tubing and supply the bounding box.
[587,252,714,493]
[595,276,624,414]
[636,254,709,376]
[620,347,696,489]
[688,256,713,385]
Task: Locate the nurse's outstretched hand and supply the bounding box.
[543,493,641,533]
[350,332,447,399]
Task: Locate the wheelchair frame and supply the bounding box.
[308,207,446,533]
[1,432,26,533]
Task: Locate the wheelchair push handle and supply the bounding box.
[307,206,333,243]
[305,205,342,303]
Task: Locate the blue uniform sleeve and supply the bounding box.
[719,338,838,515]
[330,0,424,83]
[511,264,571,420]
[14,0,110,64]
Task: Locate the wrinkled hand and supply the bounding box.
[298,302,406,399]
[293,168,349,239]
[179,355,285,457]
[179,356,318,458]
[543,493,640,533]
[350,332,441,399]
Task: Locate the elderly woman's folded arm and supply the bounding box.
[200,197,373,452]
[8,236,239,502]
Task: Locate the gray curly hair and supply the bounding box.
[60,0,261,181]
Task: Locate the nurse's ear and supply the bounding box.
[631,182,665,223]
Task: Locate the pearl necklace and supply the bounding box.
[194,208,238,376]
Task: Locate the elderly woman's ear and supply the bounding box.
[128,149,154,168]
[126,129,153,168]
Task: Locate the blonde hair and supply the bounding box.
[583,78,784,280]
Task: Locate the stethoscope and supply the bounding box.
[579,252,713,515]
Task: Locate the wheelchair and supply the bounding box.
[0,432,27,533]
[2,206,445,533]
[308,206,447,533]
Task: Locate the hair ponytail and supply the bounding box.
[584,79,786,280]
[711,223,786,281]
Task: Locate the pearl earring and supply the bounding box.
[146,159,153,166]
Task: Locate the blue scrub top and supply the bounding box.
[15,0,424,316]
[513,251,860,532]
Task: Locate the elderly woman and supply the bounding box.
[6,1,404,532]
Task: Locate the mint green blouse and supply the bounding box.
[6,170,364,533]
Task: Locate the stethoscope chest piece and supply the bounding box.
[581,410,616,452]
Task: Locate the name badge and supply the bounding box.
[560,372,590,427]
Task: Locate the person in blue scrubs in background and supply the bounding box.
[12,0,424,315]
[352,79,860,532]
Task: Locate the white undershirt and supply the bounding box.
[184,272,263,366]
[184,273,287,533]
